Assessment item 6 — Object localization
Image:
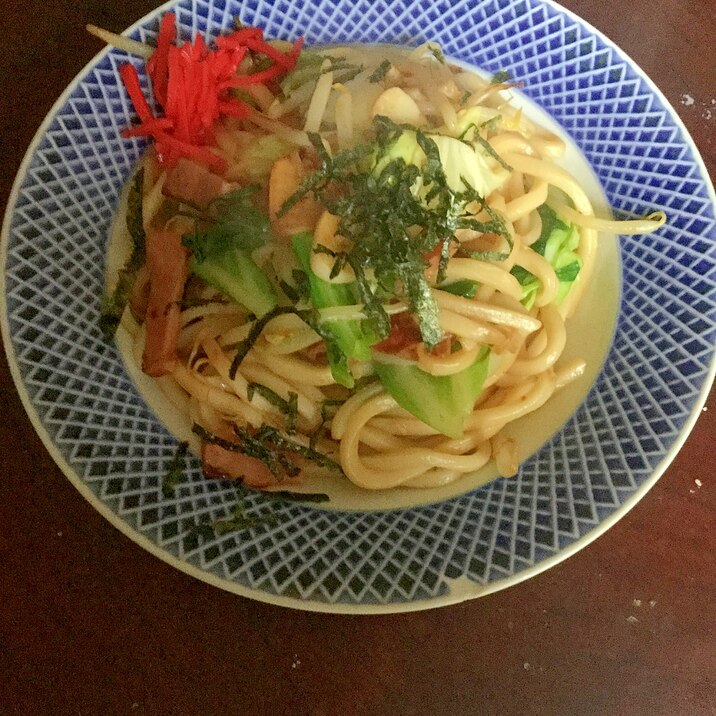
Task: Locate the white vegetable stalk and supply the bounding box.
[86,24,154,59]
[303,60,334,133]
[267,82,316,118]
[333,83,354,150]
[246,111,311,147]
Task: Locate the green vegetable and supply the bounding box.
[374,347,491,439]
[376,123,509,198]
[438,279,478,298]
[99,167,145,339]
[490,69,511,84]
[280,50,363,96]
[190,248,277,317]
[292,231,377,387]
[230,134,293,179]
[282,119,509,352]
[183,186,277,317]
[185,186,270,258]
[226,303,369,387]
[511,204,582,308]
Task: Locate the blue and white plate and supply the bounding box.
[2,0,714,612]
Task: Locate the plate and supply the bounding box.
[2,0,715,613]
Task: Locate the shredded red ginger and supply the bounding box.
[119,12,303,176]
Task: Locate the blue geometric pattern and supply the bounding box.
[2,0,714,611]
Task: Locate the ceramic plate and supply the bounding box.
[2,0,715,613]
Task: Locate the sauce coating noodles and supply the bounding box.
[111,38,665,492]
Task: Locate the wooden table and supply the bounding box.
[1,1,714,713]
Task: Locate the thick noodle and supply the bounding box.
[118,42,664,492]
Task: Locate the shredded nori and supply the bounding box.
[278,116,511,349]
[161,441,189,497]
[262,490,330,503]
[252,425,343,473]
[228,305,302,380]
[368,59,392,83]
[247,383,299,434]
[99,167,146,339]
[182,483,329,547]
[193,420,343,480]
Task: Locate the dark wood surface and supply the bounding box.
[1,1,714,714]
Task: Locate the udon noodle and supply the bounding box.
[105,23,665,492]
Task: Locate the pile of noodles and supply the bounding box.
[119,43,664,490]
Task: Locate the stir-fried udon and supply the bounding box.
[97,15,665,491]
